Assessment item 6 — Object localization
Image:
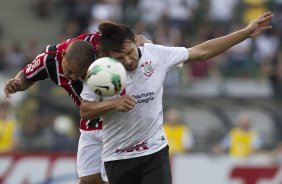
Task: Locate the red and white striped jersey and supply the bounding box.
[23,33,102,131]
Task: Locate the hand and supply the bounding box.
[4,78,22,98]
[245,12,274,38]
[136,35,152,46]
[112,95,136,112]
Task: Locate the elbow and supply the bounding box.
[80,102,92,120]
[80,109,88,120]
[198,50,211,61]
[188,47,210,62]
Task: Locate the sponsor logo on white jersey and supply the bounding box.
[132,91,155,104]
[115,139,149,153]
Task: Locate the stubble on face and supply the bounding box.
[109,42,139,71]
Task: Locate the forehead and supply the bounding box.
[65,58,75,67]
[122,41,135,50]
[66,59,83,71]
[109,42,136,57]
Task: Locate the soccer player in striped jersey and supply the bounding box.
[4,34,107,184]
[80,12,273,184]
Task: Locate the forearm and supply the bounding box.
[80,99,115,120]
[186,12,273,62]
[15,70,35,91]
[188,28,250,62]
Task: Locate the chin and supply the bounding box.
[126,66,136,72]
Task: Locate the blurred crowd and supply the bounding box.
[1,0,282,80]
[1,0,282,156]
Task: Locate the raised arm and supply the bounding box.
[4,70,35,98]
[80,95,136,120]
[187,12,274,62]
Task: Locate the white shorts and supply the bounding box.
[77,129,108,181]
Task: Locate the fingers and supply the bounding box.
[261,12,272,18]
[4,88,11,98]
[257,12,274,24]
[122,96,136,111]
[115,95,136,112]
[121,102,135,112]
[258,12,272,20]
[4,87,12,99]
[260,26,272,32]
[4,78,20,98]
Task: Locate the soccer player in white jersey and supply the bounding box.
[80,12,273,184]
[4,33,150,184]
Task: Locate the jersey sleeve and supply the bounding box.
[73,33,100,49]
[144,43,189,70]
[81,82,100,101]
[24,52,49,82]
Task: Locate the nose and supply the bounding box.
[122,56,131,66]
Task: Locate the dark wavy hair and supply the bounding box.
[98,21,135,55]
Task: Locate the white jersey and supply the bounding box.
[81,43,189,162]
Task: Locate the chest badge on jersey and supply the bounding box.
[141,61,154,78]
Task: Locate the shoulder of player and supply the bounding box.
[36,44,62,69]
[140,43,171,57]
[139,43,157,53]
[142,43,174,51]
[142,42,154,48]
